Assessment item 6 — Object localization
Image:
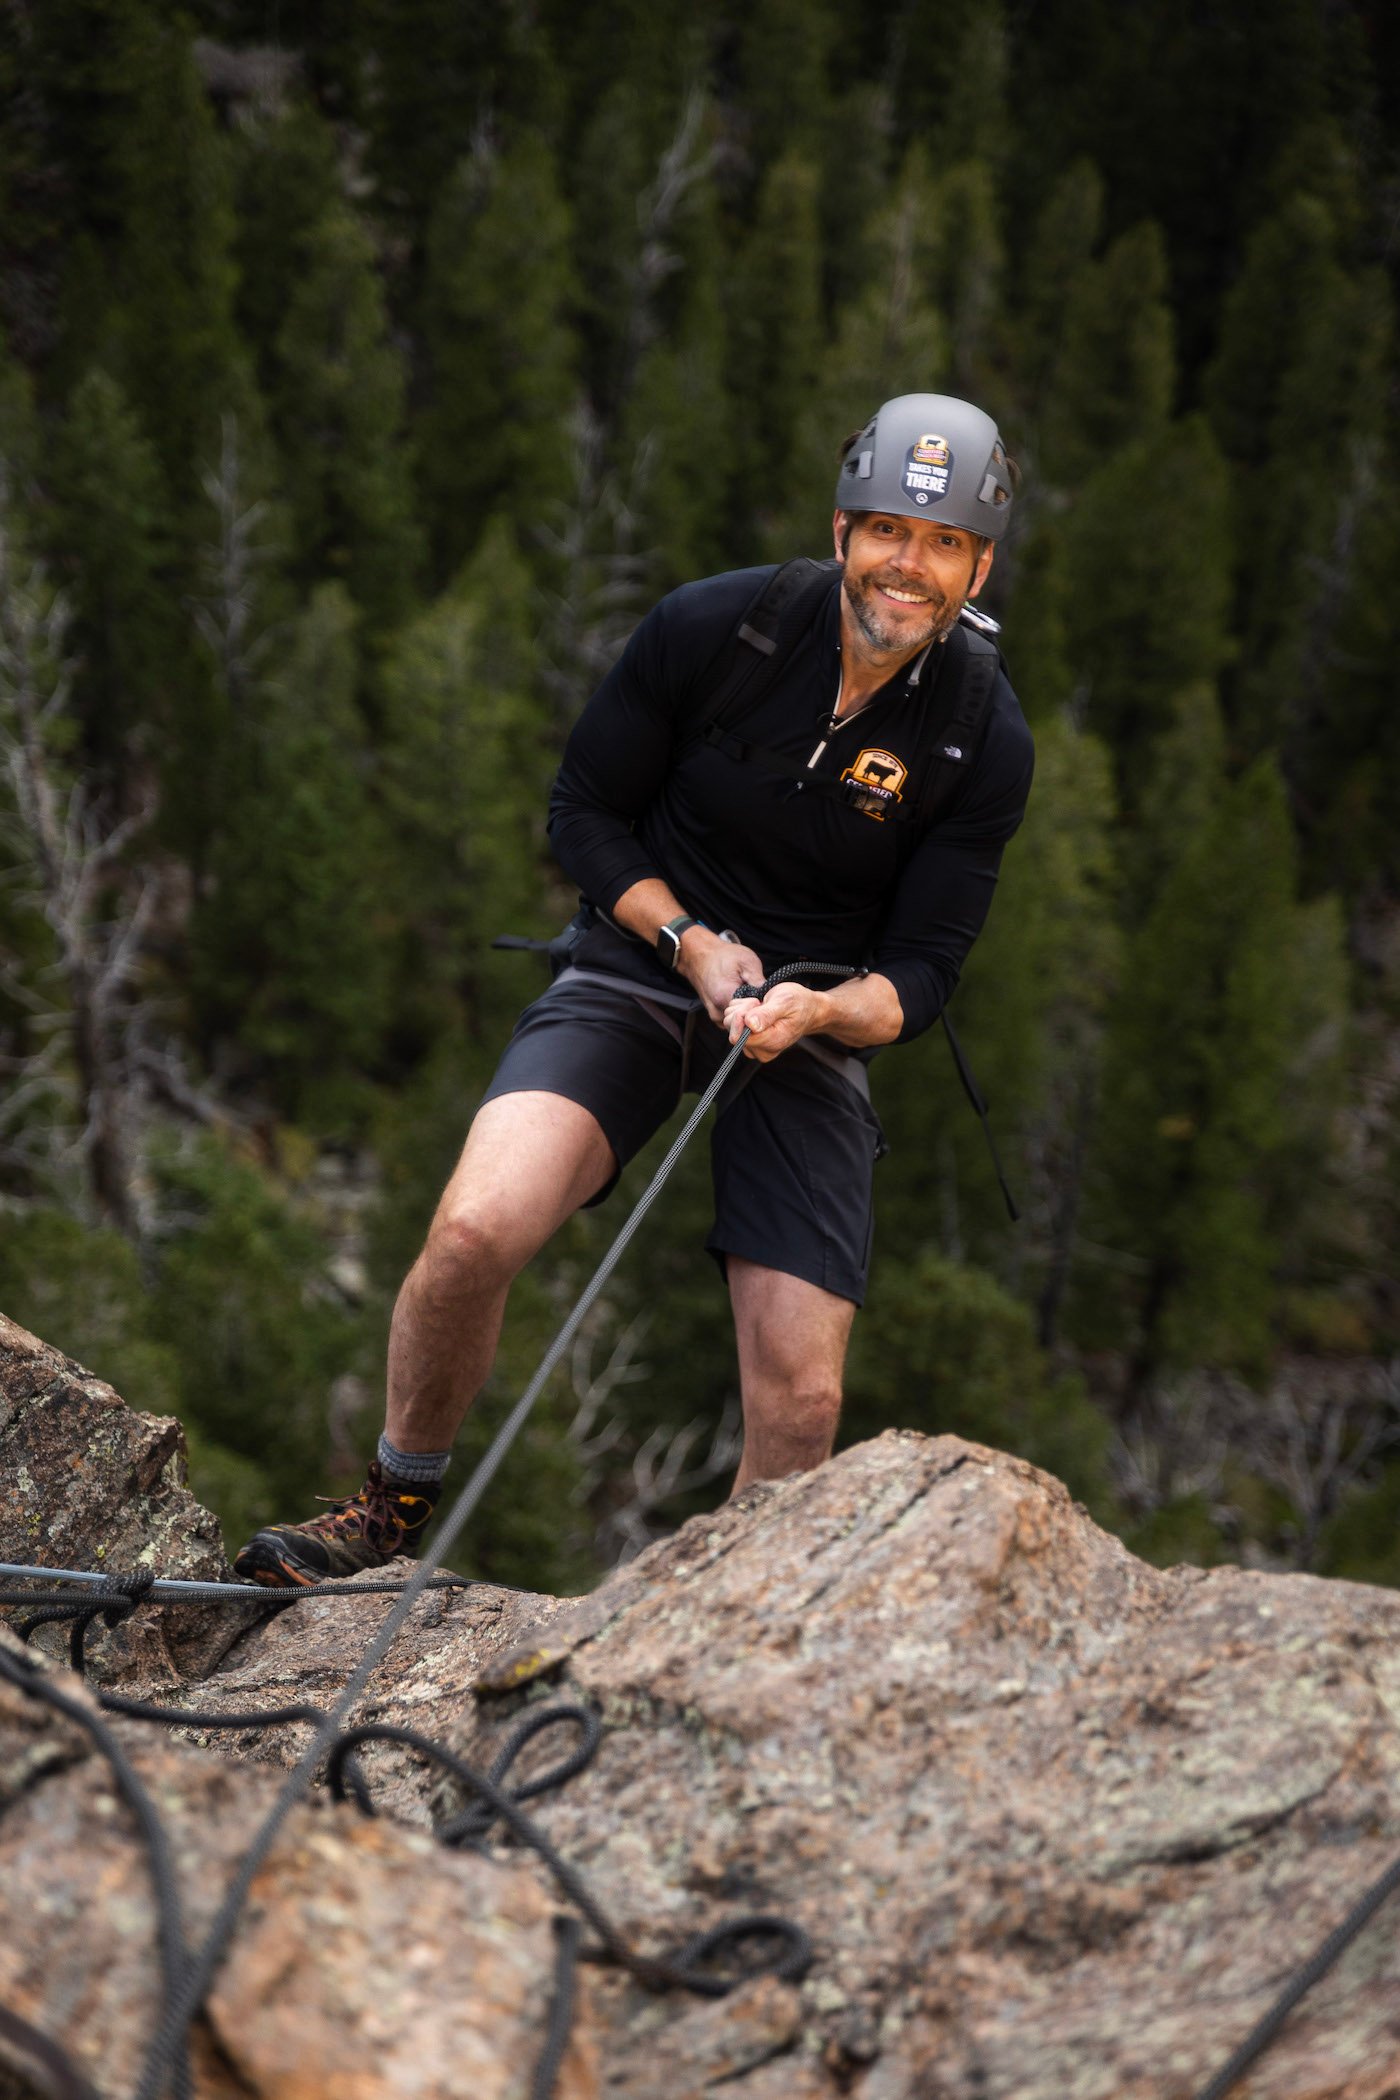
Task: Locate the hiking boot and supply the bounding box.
[233,1462,440,1588]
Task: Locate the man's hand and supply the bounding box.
[679,928,765,1024]
[723,982,823,1062]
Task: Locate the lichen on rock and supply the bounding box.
[3,1317,1400,2099]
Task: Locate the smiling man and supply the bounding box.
[234,392,1035,1588]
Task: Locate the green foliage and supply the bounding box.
[0,335,39,491]
[1,0,1396,1596]
[43,367,175,777]
[103,12,248,508]
[191,583,391,1128]
[873,709,1120,1313]
[844,1249,1113,1513]
[1059,415,1233,789]
[1078,758,1346,1379]
[1316,1465,1400,1590]
[378,521,556,1058]
[767,145,948,554]
[728,153,824,550]
[734,0,838,172]
[625,279,731,589]
[354,0,562,227]
[231,102,341,389]
[0,1208,180,1417]
[272,204,422,634]
[1018,158,1103,398]
[1206,187,1395,767]
[419,139,579,579]
[144,1132,367,1527]
[1039,220,1175,485]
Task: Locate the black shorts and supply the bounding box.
[480,972,886,1306]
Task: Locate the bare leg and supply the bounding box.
[385,1092,616,1453]
[726,1256,857,1494]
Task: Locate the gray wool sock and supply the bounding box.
[376,1433,450,1489]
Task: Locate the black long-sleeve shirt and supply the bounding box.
[547,565,1034,1044]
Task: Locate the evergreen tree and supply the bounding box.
[354,0,562,229]
[1058,414,1233,797]
[767,144,948,554]
[891,0,1011,170]
[873,711,1120,1304]
[622,182,732,590]
[1205,186,1394,771]
[1077,757,1348,1397]
[734,0,839,175]
[43,366,176,782]
[1038,219,1175,487]
[104,11,249,512]
[378,522,556,1063]
[926,156,1006,401]
[419,138,579,581]
[231,101,341,392]
[1016,157,1103,401]
[0,332,39,492]
[727,152,824,552]
[147,1130,367,1530]
[191,583,392,1128]
[272,202,422,637]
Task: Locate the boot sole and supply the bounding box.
[233,1535,332,1589]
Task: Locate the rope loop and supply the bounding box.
[654,1914,814,1997]
[436,1702,604,1848]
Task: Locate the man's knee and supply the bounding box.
[752,1370,844,1453]
[419,1203,520,1291]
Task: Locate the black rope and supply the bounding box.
[95,1687,376,1815]
[532,1917,583,2100]
[0,1662,809,2100]
[324,1712,813,1996]
[0,2004,104,2100]
[1190,1847,1400,2100]
[435,1699,603,1848]
[0,1569,474,1605]
[0,1567,477,1682]
[129,962,855,2100]
[0,1645,195,2100]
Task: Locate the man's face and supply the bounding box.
[834,511,992,654]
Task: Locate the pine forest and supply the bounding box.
[1,0,1398,1595]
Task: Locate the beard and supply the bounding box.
[842,566,958,653]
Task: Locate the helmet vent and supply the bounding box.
[857,449,874,478]
[980,472,1010,505]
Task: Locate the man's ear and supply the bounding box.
[968,542,995,599]
[832,510,849,563]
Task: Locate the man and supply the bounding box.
[234,392,1034,1587]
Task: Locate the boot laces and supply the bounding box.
[310,1462,408,1550]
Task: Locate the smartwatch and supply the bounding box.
[656,914,699,971]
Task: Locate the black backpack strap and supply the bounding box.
[941,1011,1020,1221]
[688,557,841,749]
[910,621,1003,825]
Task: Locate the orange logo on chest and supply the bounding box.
[839,748,907,820]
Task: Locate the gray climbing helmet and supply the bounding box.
[834,393,1014,540]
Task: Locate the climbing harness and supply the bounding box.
[564,554,1021,1217]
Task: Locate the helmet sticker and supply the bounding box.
[902,433,953,506]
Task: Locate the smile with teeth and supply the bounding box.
[878,583,930,604]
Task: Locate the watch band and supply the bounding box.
[656,914,698,971]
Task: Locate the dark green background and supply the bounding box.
[1,0,1396,1591]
